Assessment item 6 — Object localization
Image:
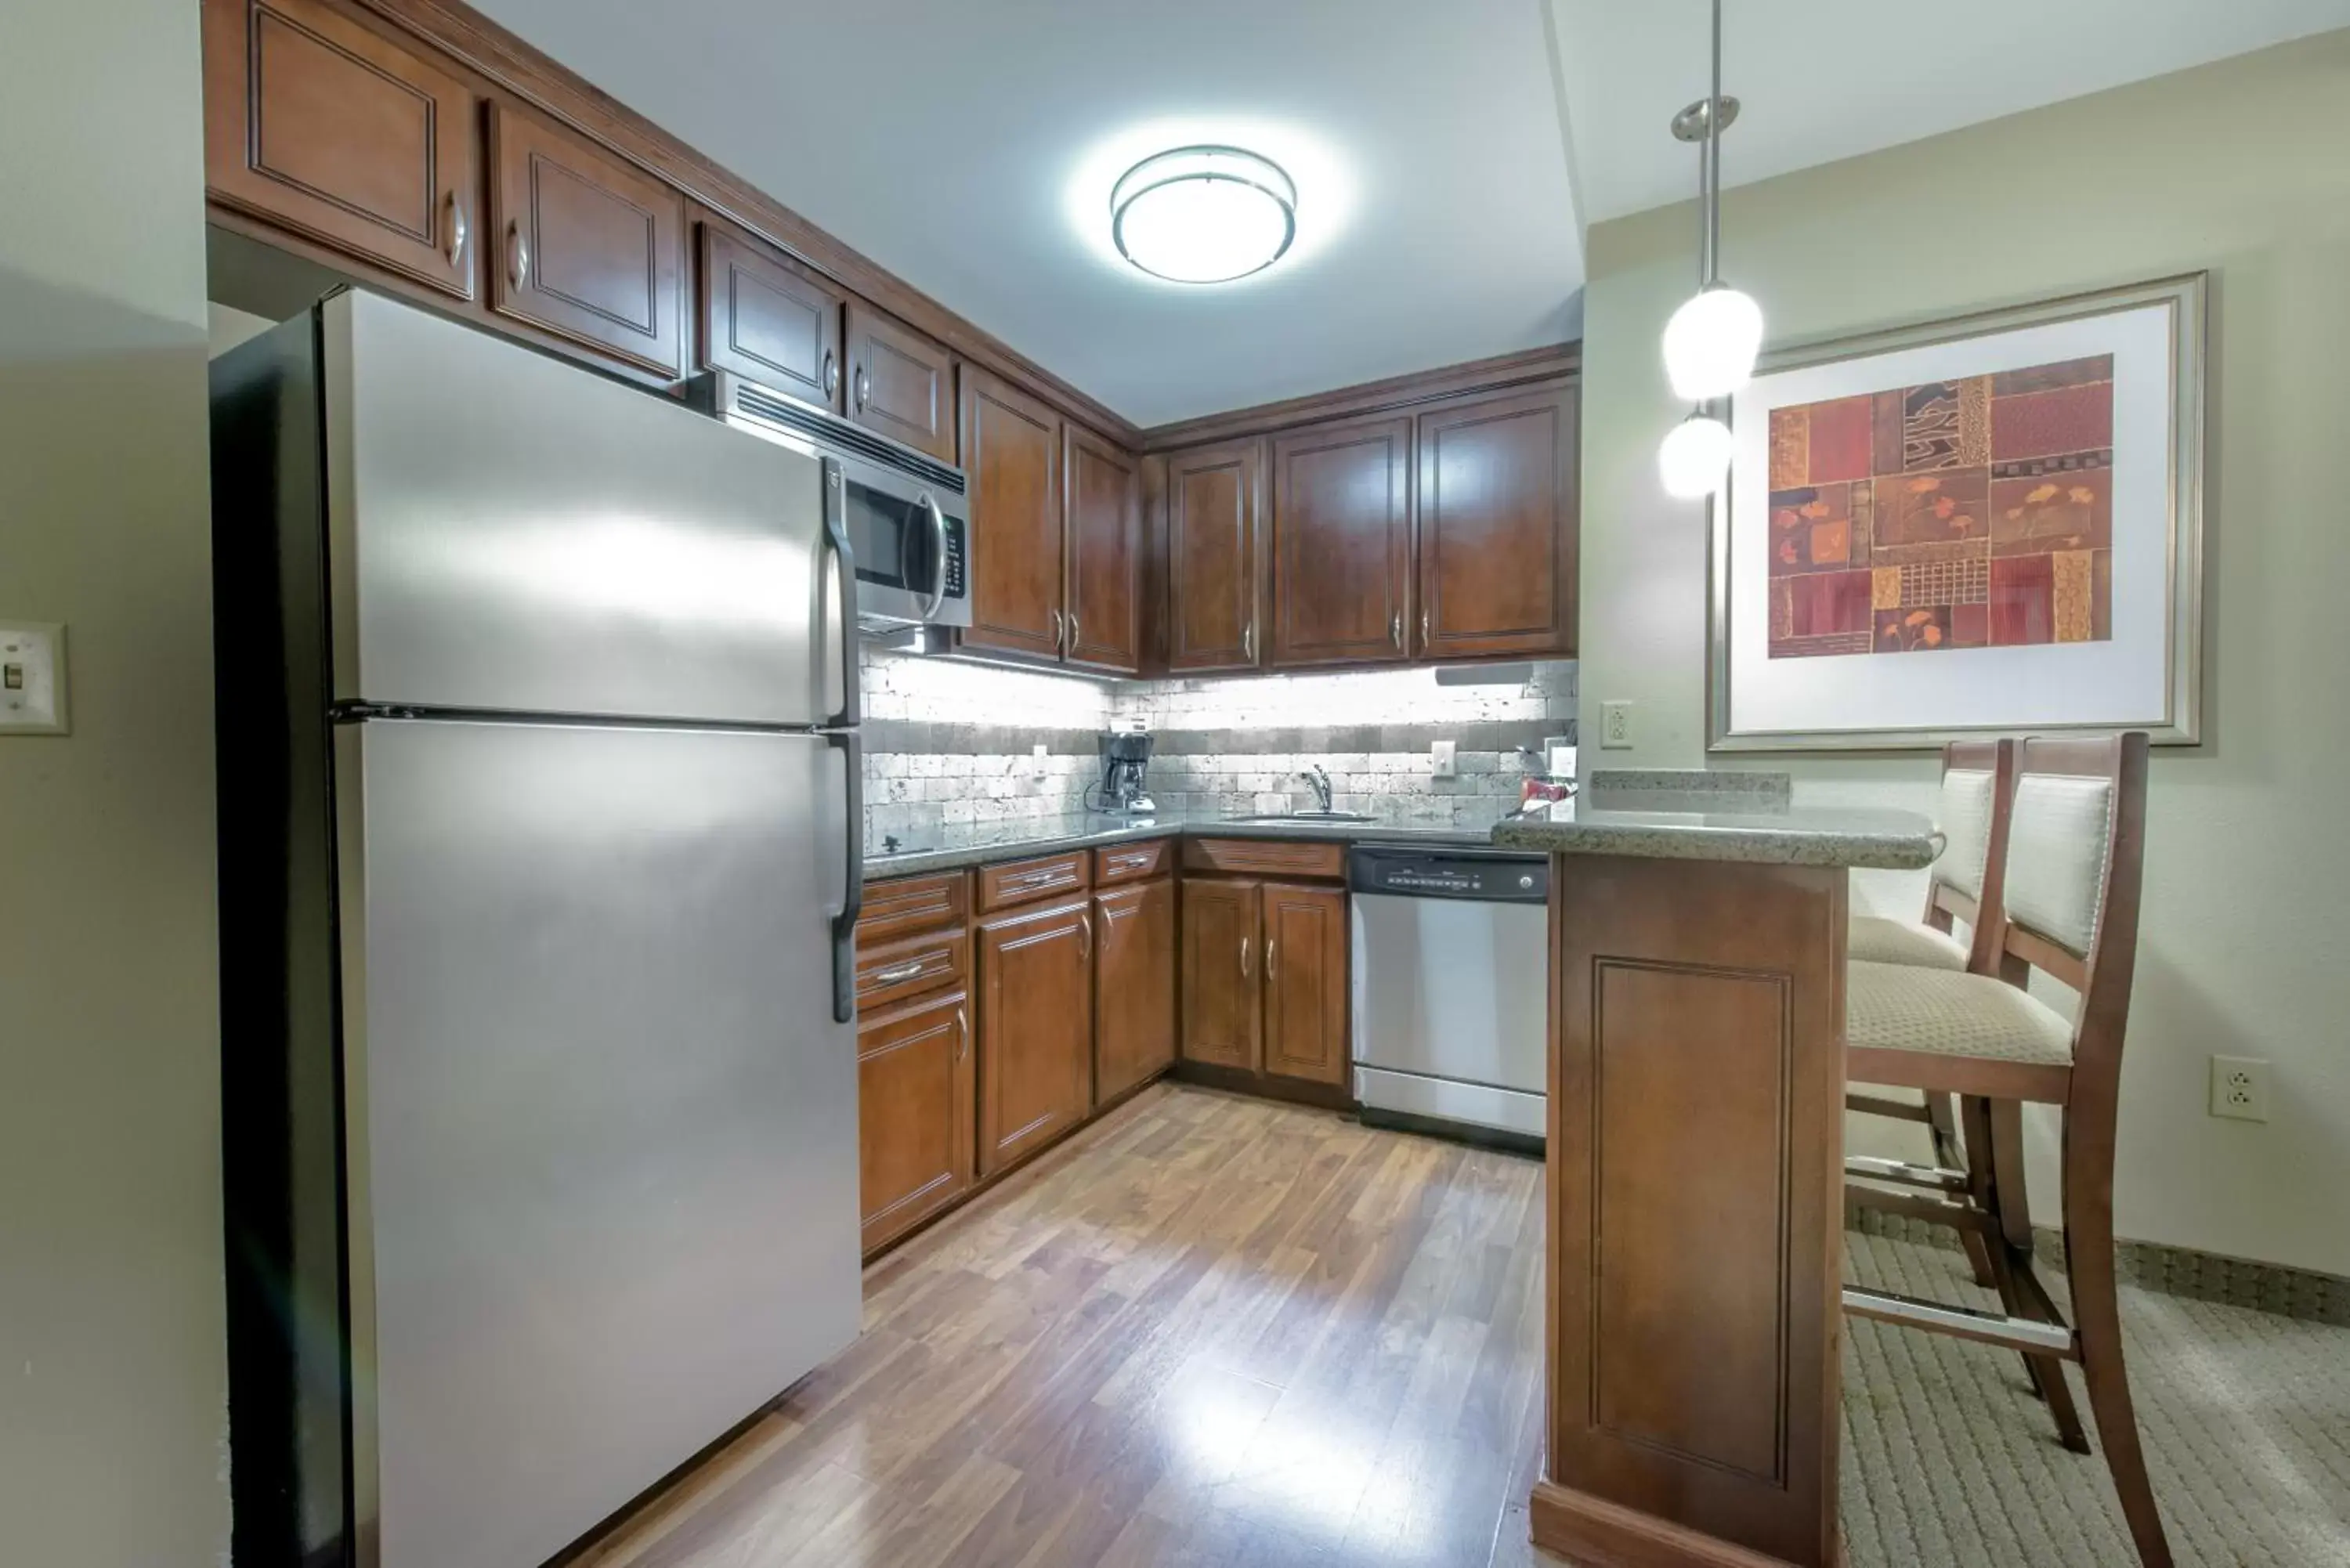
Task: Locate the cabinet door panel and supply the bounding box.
[1417,384,1579,659]
[699,224,844,410]
[488,102,684,377]
[204,0,476,297]
[1065,425,1144,674]
[1261,883,1349,1085]
[960,368,1064,659]
[977,898,1094,1176]
[857,989,973,1255]
[1166,441,1263,672]
[1180,877,1260,1070]
[846,302,956,464]
[1094,881,1176,1104]
[1271,415,1412,667]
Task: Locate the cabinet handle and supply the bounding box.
[1267,938,1278,979]
[1243,621,1256,663]
[956,1006,969,1064]
[870,959,928,985]
[1050,608,1065,652]
[1390,610,1401,650]
[855,364,870,411]
[1079,911,1094,960]
[507,221,529,288]
[1066,611,1081,657]
[444,192,468,268]
[1421,608,1431,651]
[822,349,839,399]
[1240,935,1251,977]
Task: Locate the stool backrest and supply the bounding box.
[1998,733,2150,1078]
[1924,739,2016,971]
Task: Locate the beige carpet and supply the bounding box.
[1841,1227,2350,1566]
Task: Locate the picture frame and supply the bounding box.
[1707,273,2206,752]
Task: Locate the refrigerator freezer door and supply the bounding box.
[321,291,844,725]
[334,718,859,1568]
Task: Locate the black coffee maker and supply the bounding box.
[1094,730,1157,815]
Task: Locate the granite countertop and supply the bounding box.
[863,809,1517,879]
[1489,786,1941,870]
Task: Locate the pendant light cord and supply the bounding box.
[1701,0,1721,291]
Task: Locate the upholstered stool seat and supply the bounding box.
[1848,915,1969,970]
[1847,959,2073,1067]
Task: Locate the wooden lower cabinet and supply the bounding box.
[856,988,973,1255]
[1180,877,1261,1070]
[976,896,1095,1176]
[1260,883,1349,1085]
[1094,880,1176,1104]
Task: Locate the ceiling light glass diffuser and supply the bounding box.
[1112,146,1296,284]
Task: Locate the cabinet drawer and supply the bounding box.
[1182,837,1346,880]
[1094,840,1170,887]
[859,870,967,946]
[978,851,1091,912]
[855,927,968,1012]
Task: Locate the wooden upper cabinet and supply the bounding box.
[203,0,477,298]
[1180,877,1261,1071]
[856,988,973,1256]
[1416,382,1581,659]
[486,101,684,378]
[1064,425,1144,674]
[1094,880,1175,1104]
[1270,414,1412,668]
[960,368,1065,660]
[975,897,1094,1177]
[846,302,956,464]
[1260,883,1349,1085]
[697,223,844,410]
[1165,440,1264,674]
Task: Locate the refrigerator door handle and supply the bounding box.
[821,458,859,728]
[826,728,863,1024]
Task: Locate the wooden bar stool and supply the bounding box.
[1846,739,2018,1288]
[1842,732,2170,1567]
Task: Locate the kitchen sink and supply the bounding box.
[1224,811,1377,825]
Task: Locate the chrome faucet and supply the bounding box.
[1298,764,1334,814]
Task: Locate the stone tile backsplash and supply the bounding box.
[858,646,1577,847]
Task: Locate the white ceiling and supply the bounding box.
[469,0,2350,428]
[1550,0,2350,224]
[467,0,1585,428]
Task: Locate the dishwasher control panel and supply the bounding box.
[1347,847,1549,904]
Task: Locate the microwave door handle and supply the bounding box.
[920,492,950,620]
[820,457,859,728]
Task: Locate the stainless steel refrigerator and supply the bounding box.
[212,290,863,1568]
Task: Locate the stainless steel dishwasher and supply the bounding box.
[1348,845,1549,1146]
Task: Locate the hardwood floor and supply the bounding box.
[574,1083,1558,1568]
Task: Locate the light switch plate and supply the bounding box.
[0,622,68,735]
[1430,739,1456,779]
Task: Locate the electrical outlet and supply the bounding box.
[2209,1056,2271,1122]
[1030,742,1050,779]
[1600,699,1634,750]
[1430,739,1457,779]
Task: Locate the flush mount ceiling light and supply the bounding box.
[1111,145,1297,284]
[1656,0,1764,500]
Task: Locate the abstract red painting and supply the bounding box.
[1764,356,2113,660]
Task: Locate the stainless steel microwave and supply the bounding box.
[690,372,971,633]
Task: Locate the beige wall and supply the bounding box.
[0,2,229,1563]
[1576,32,2350,1276]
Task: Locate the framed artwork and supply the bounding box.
[1708,273,2204,750]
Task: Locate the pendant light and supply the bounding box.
[1655,0,1761,500]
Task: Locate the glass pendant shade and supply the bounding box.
[1658,412,1734,500]
[1662,284,1765,400]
